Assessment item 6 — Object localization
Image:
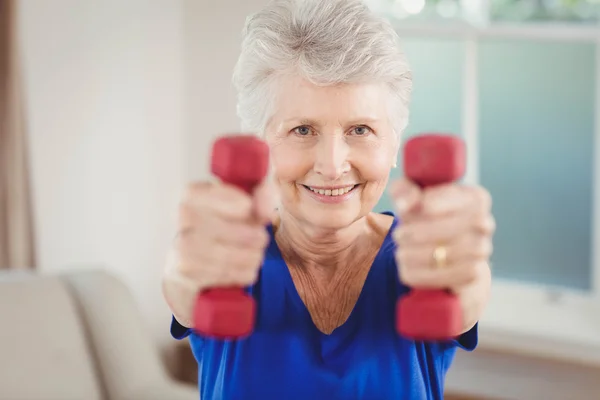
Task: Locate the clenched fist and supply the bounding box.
[391,178,495,332]
[162,179,276,327]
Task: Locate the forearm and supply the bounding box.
[162,274,196,328]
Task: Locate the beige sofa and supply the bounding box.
[0,269,197,400]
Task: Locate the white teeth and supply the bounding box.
[308,185,355,196]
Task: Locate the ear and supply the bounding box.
[391,134,401,169]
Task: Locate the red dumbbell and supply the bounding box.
[396,133,466,341]
[193,135,270,339]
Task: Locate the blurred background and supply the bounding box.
[1,0,600,399]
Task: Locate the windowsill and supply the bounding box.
[477,280,600,367]
[391,19,600,42]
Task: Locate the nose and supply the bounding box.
[313,133,351,181]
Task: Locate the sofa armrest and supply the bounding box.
[127,382,198,400]
[61,269,193,400]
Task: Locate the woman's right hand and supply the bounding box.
[162,180,276,328]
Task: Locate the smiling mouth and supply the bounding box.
[301,184,359,197]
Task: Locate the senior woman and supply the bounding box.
[162,0,494,399]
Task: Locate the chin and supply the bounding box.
[299,205,366,231]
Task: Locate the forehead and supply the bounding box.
[271,75,390,123]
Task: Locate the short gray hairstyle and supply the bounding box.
[232,0,413,137]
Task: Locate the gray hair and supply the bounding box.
[232,0,413,137]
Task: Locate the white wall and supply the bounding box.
[18,0,185,346]
[182,0,270,180]
[18,0,271,348]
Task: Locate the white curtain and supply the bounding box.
[0,0,36,269]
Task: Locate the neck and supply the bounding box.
[274,210,374,272]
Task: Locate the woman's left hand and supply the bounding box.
[389,178,495,332]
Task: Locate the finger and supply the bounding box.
[476,214,496,236]
[206,242,265,274]
[393,209,494,245]
[224,264,262,287]
[176,201,196,237]
[186,261,262,289]
[388,178,421,215]
[396,234,493,267]
[181,204,270,249]
[177,243,264,282]
[253,178,279,224]
[450,263,492,296]
[177,197,266,249]
[178,183,271,248]
[173,224,266,286]
[183,181,254,221]
[421,184,492,216]
[203,213,270,249]
[393,213,467,245]
[398,259,489,289]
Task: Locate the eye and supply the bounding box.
[350,125,372,136]
[292,125,313,136]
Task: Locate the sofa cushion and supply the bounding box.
[0,272,104,400]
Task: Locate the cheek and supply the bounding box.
[354,145,395,205]
[355,144,395,182]
[269,142,311,184]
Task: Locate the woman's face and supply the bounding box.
[265,75,401,231]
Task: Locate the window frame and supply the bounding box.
[393,21,600,366]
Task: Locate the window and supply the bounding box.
[370,0,600,364]
[376,38,465,213]
[490,0,600,24]
[479,39,596,291]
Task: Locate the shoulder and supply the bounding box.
[367,211,398,255]
[367,211,397,236]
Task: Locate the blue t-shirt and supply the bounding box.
[171,212,477,400]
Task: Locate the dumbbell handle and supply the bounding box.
[396,134,465,341]
[192,135,269,339]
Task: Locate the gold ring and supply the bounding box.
[432,245,448,269]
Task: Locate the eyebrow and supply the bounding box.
[346,117,380,125]
[282,117,381,126]
[282,118,318,126]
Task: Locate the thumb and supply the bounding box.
[388,178,421,215]
[252,178,279,224]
